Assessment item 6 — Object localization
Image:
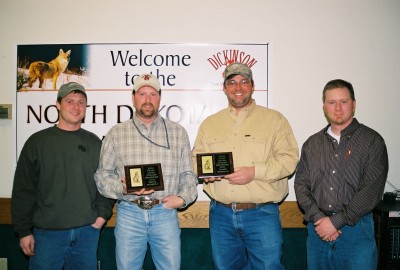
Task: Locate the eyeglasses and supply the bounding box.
[225,79,251,87]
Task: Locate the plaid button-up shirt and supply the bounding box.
[95,114,198,206]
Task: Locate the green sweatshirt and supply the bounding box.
[12,125,115,238]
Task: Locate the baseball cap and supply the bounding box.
[133,73,161,93]
[58,82,86,99]
[223,63,253,81]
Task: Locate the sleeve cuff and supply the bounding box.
[330,213,346,230]
[177,195,187,208]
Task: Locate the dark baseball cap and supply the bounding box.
[58,82,86,99]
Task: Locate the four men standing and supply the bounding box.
[11,68,388,269]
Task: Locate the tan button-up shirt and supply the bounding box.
[193,100,299,204]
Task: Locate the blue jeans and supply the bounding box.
[114,200,181,270]
[209,200,284,270]
[29,225,100,270]
[306,213,377,270]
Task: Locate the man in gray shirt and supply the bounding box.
[94,73,197,270]
[294,79,388,270]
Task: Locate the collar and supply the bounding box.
[132,113,163,130]
[228,99,257,115]
[323,118,360,138]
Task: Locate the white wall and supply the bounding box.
[1,0,399,199]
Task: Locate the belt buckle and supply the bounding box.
[137,195,156,210]
[231,202,243,212]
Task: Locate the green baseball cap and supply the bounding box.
[223,63,253,81]
[58,82,86,99]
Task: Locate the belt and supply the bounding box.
[130,197,161,210]
[322,211,337,217]
[215,200,274,211]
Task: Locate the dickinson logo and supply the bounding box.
[207,49,257,71]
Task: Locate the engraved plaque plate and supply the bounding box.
[124,163,164,192]
[196,152,234,179]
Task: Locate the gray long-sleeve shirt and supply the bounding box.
[294,118,388,230]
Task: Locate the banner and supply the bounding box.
[16,43,269,158]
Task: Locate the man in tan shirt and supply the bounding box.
[193,63,298,270]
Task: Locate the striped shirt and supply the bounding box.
[94,114,198,206]
[294,118,388,230]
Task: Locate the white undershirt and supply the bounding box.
[327,126,341,143]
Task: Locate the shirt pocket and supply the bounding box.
[204,135,227,152]
[241,133,268,161]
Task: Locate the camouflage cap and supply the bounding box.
[133,73,161,93]
[223,63,253,81]
[58,82,86,99]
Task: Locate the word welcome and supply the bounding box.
[110,49,192,67]
[110,50,192,87]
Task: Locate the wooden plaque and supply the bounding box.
[196,152,234,179]
[124,163,164,192]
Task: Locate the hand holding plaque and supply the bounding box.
[196,152,234,179]
[124,163,164,193]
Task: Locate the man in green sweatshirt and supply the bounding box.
[12,82,115,270]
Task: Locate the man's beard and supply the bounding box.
[139,104,157,119]
[229,95,252,109]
